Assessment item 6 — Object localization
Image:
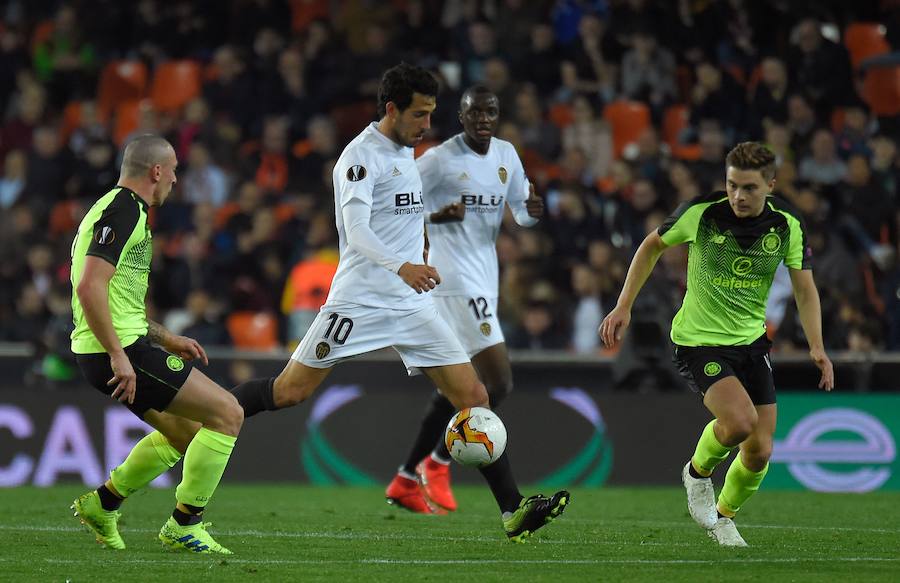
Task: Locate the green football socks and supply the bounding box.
[175,428,237,509]
[110,431,183,497]
[690,420,734,477]
[717,454,768,517]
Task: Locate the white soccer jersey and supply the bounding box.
[419,134,537,298]
[327,123,429,309]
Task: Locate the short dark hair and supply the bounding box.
[725,142,777,181]
[377,62,439,117]
[121,134,173,178]
[460,85,495,109]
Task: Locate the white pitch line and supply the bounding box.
[0,524,693,547]
[21,557,900,566]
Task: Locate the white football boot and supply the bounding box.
[682,461,718,529]
[708,516,748,547]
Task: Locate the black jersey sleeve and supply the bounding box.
[86,188,142,267]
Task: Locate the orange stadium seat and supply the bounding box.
[548,103,575,129]
[671,143,702,161]
[226,311,279,350]
[97,60,148,119]
[844,23,890,70]
[602,100,651,159]
[861,66,900,116]
[113,99,152,145]
[150,60,202,112]
[60,101,84,142]
[662,104,689,146]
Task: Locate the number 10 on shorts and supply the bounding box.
[323,313,354,345]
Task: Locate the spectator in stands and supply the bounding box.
[282,246,339,340]
[461,20,500,86]
[32,5,96,108]
[788,18,855,117]
[570,263,604,354]
[204,45,255,134]
[749,57,792,135]
[688,123,728,193]
[837,155,896,268]
[870,134,898,195]
[508,298,569,350]
[620,27,677,115]
[0,149,27,209]
[24,126,69,216]
[689,60,743,140]
[562,95,613,180]
[515,87,561,162]
[516,24,562,99]
[292,116,339,193]
[65,138,117,201]
[182,141,229,207]
[785,93,819,158]
[559,13,617,102]
[179,290,232,348]
[835,105,874,160]
[799,128,848,186]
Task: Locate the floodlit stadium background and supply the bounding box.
[0,1,898,493]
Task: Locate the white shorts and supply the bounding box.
[291,301,470,375]
[433,295,505,358]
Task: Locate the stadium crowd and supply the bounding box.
[1,0,899,384]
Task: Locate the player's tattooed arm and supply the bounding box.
[148,319,210,365]
[147,320,175,347]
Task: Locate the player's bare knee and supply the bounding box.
[210,393,244,436]
[225,394,244,433]
[720,414,756,445]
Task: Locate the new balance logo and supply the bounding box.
[458,172,469,181]
[392,166,402,176]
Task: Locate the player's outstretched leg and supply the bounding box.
[71,429,185,550]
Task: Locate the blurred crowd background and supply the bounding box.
[1,0,899,387]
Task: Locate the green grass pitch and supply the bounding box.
[2,485,898,582]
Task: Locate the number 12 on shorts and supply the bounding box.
[468,297,492,320]
[323,313,354,344]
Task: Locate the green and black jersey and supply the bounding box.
[658,191,811,347]
[70,187,152,354]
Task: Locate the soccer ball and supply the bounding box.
[445,407,507,467]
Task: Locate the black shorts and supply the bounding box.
[76,337,193,419]
[673,334,776,405]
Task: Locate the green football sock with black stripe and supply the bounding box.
[717,454,768,517]
[175,428,237,510]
